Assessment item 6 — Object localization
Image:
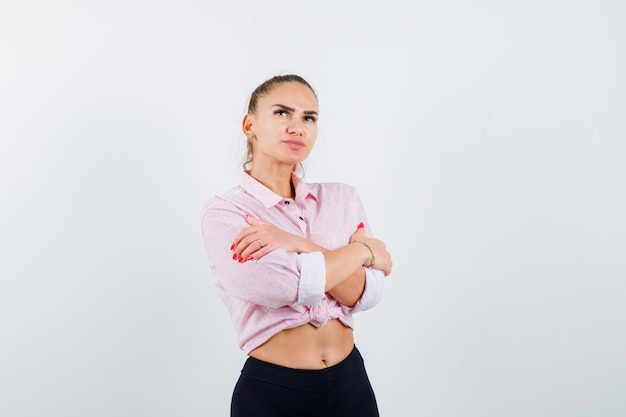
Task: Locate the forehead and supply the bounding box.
[259,82,318,111]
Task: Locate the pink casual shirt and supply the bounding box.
[201,172,385,353]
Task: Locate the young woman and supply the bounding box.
[201,74,392,417]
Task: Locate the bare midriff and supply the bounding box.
[249,319,354,370]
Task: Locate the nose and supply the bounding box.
[287,120,304,136]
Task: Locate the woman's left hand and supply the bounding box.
[231,215,319,262]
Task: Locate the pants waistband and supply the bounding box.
[240,345,362,392]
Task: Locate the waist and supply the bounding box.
[242,345,364,392]
[249,319,354,370]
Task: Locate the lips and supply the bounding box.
[283,139,305,149]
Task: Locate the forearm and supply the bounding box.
[296,237,369,297]
[327,267,366,307]
[322,243,370,292]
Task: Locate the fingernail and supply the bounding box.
[358,222,364,229]
[247,256,254,261]
[232,253,237,260]
[230,243,235,251]
[238,256,243,263]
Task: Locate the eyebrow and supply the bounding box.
[273,104,318,116]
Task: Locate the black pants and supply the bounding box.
[231,346,379,417]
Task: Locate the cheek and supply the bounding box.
[264,120,284,133]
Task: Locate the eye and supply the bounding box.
[274,109,288,117]
[304,115,317,123]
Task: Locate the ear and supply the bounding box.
[242,113,255,137]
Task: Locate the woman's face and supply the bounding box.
[244,82,319,169]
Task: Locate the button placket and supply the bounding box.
[298,205,308,237]
[284,199,307,236]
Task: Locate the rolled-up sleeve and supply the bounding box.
[202,199,326,309]
[344,267,385,314]
[296,252,326,306]
[341,187,386,313]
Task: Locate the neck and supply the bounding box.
[249,163,296,199]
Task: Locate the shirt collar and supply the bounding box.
[240,171,318,208]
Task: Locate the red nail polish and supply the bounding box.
[358,222,364,229]
[232,253,237,260]
[247,256,254,261]
[230,243,235,250]
[238,256,243,263]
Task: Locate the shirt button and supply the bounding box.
[284,201,290,205]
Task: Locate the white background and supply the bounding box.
[1,1,625,416]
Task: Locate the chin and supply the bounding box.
[281,154,308,166]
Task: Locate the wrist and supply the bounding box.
[299,237,327,254]
[351,240,375,267]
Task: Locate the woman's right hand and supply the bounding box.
[350,224,393,276]
[231,215,321,263]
